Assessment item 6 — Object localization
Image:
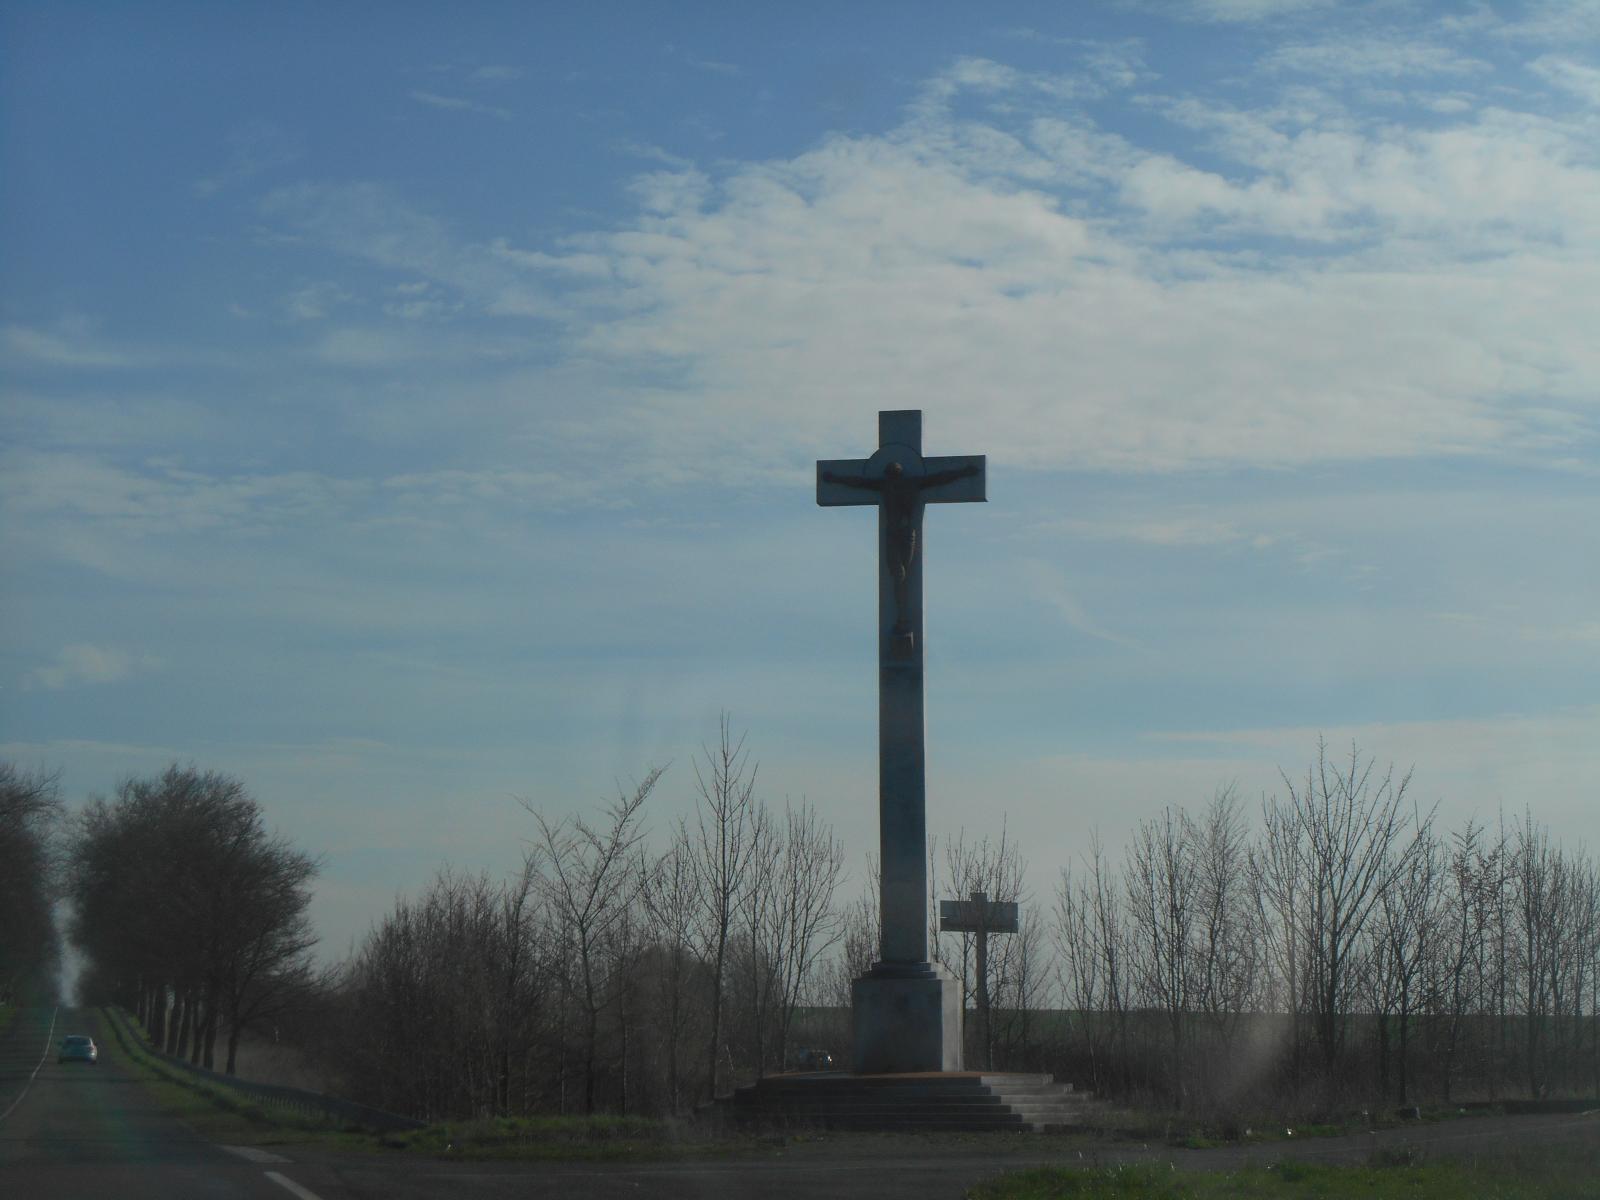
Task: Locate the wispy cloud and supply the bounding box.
[663,43,742,77]
[194,121,301,197]
[0,322,227,371]
[285,281,352,322]
[1022,561,1148,652]
[2,323,136,369]
[256,48,1599,481]
[1530,55,1600,105]
[1162,0,1335,23]
[24,643,159,691]
[409,89,512,120]
[260,183,556,318]
[1263,38,1491,78]
[1040,514,1274,550]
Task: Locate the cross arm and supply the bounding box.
[920,455,986,504]
[939,897,1019,933]
[816,459,881,506]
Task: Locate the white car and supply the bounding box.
[58,1035,98,1065]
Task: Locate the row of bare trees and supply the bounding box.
[1033,742,1600,1115]
[66,765,321,1075]
[0,764,63,1005]
[314,717,847,1120]
[30,737,1590,1123]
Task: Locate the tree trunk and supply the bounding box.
[1397,1000,1410,1106]
[201,1003,218,1069]
[707,937,726,1099]
[150,986,167,1049]
[175,991,193,1059]
[1376,1013,1390,1100]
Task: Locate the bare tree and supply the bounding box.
[528,768,660,1113]
[1053,834,1131,1096]
[1430,819,1495,1101]
[687,715,761,1098]
[1257,740,1425,1073]
[1125,807,1197,1107]
[640,823,706,1112]
[1185,787,1258,1105]
[767,800,845,1066]
[822,854,881,1010]
[1373,821,1439,1104]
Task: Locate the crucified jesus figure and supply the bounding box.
[820,460,981,646]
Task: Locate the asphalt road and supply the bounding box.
[0,1005,347,1200]
[2,1004,1595,1200]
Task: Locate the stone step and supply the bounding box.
[714,1070,1108,1133]
[747,1079,1074,1099]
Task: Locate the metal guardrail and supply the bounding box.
[103,1005,425,1132]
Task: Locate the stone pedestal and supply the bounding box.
[851,961,964,1074]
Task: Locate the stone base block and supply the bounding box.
[851,962,963,1074]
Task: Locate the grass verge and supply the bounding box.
[968,1140,1600,1199]
[101,1009,750,1162]
[383,1113,747,1162]
[99,1006,376,1149]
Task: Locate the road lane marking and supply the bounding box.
[220,1143,292,1163]
[264,1170,326,1200]
[0,1005,58,1125]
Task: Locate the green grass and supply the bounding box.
[98,1006,379,1148]
[386,1113,745,1162]
[968,1141,1600,1200]
[0,1003,15,1038]
[98,1007,757,1162]
[1117,1104,1487,1150]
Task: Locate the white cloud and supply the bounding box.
[285,281,351,321]
[0,450,370,537]
[1021,560,1148,651]
[470,65,522,83]
[1039,514,1270,549]
[1530,55,1600,105]
[261,183,557,319]
[253,52,1600,482]
[2,322,234,372]
[1158,0,1335,23]
[194,120,300,197]
[409,89,512,120]
[1264,39,1491,78]
[25,644,158,690]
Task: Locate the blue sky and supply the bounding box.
[3,1,1597,955]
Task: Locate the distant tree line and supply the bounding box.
[0,764,63,1006]
[66,764,320,1075]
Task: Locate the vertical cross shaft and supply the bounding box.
[876,409,930,964]
[817,410,986,969]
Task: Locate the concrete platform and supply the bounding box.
[712,1071,1106,1133]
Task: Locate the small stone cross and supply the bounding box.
[940,890,1020,1070]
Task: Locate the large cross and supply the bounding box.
[818,410,986,976]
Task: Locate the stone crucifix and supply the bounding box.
[818,409,985,1073]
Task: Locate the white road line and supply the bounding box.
[264,1170,326,1200]
[0,1005,58,1125]
[219,1143,292,1163]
